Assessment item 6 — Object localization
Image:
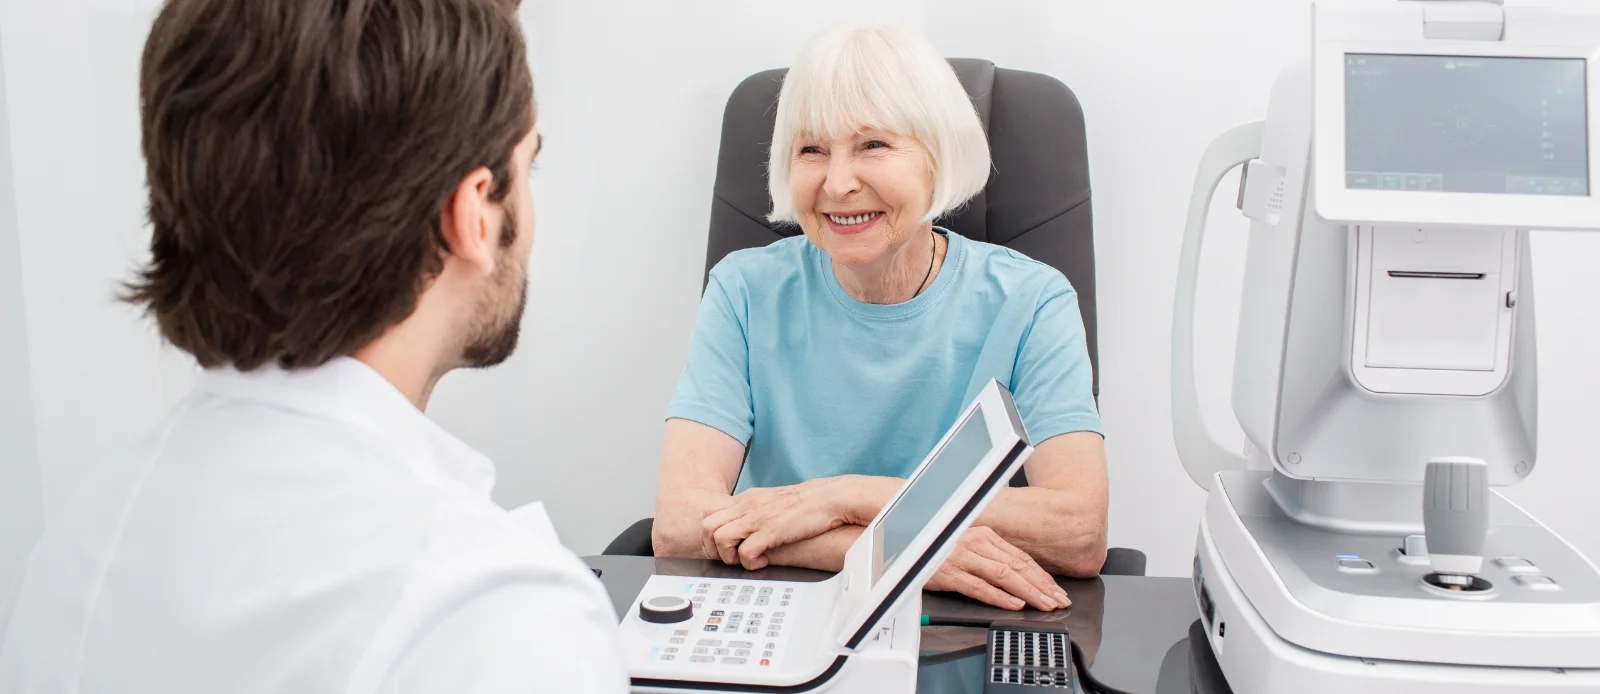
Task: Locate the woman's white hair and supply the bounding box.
[766,25,991,225]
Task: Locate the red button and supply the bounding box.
[707,617,721,624]
[760,659,770,667]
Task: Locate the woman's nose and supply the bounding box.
[822,155,860,201]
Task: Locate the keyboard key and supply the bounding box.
[755,598,769,606]
[749,620,761,627]
[699,583,711,588]
[697,639,721,646]
[772,613,784,618]
[693,647,709,655]
[661,655,675,661]
[762,650,773,658]
[710,610,724,617]
[729,641,753,648]
[767,630,780,637]
[721,657,747,665]
[735,649,750,657]
[669,638,684,645]
[675,630,688,636]
[760,658,770,666]
[740,586,755,594]
[759,587,773,595]
[713,648,730,656]
[744,627,759,634]
[731,612,745,618]
[664,647,678,654]
[771,618,783,625]
[690,656,713,664]
[704,625,718,631]
[766,642,776,649]
[736,596,751,605]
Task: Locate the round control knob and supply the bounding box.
[639,595,693,624]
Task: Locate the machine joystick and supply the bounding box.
[639,595,694,624]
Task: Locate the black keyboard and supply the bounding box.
[984,620,1076,691]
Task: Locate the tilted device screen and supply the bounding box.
[1344,53,1589,196]
[874,408,992,585]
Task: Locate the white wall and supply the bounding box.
[1,0,1594,580]
[0,0,193,525]
[0,30,45,592]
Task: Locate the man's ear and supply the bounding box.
[439,166,500,275]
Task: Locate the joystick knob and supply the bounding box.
[639,595,694,624]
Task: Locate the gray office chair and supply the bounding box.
[606,59,1145,578]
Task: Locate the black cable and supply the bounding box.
[921,616,1136,694]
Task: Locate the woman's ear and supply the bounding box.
[438,166,499,275]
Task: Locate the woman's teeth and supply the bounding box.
[827,212,879,225]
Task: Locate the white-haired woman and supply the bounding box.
[653,25,1107,611]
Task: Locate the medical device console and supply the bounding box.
[1173,2,1600,693]
[620,380,1034,693]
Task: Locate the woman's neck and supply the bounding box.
[834,226,946,304]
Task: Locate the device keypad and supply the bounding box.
[655,580,794,667]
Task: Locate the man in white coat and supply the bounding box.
[0,0,628,692]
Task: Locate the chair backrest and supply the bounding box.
[705,58,1098,395]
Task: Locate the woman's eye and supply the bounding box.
[799,145,823,155]
[863,140,888,150]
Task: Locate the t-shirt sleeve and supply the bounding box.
[1012,282,1103,444]
[665,270,755,446]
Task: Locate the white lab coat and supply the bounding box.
[0,358,628,694]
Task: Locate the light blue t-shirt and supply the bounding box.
[667,228,1101,491]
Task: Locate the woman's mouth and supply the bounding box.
[824,211,882,235]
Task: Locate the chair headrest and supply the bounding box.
[709,58,1091,250]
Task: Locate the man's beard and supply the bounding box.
[460,216,528,369]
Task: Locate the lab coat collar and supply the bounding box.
[195,357,497,496]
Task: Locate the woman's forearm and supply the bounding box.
[975,487,1107,577]
[761,525,865,572]
[652,489,730,559]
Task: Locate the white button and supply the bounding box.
[1337,559,1376,574]
[1494,557,1538,573]
[1514,574,1560,591]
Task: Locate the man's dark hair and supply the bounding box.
[125,0,534,370]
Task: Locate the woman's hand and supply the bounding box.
[701,478,855,570]
[924,526,1071,611]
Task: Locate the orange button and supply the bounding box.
[760,659,770,667]
[707,617,721,624]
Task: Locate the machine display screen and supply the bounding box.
[1344,53,1589,196]
[874,408,992,584]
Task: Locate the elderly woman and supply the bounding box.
[653,24,1106,612]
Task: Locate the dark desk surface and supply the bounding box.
[585,555,1222,694]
